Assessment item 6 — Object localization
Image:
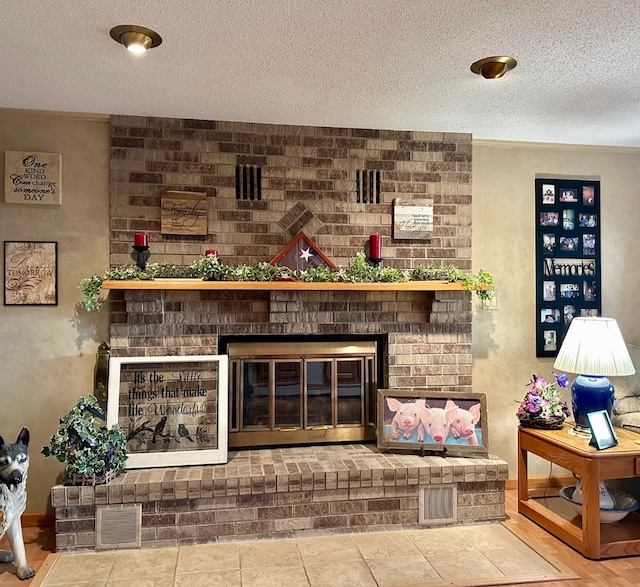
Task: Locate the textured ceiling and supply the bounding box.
[2,1,640,146]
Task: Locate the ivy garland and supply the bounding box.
[80,251,494,311]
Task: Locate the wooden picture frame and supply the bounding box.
[377,389,488,456]
[4,241,58,305]
[106,354,229,468]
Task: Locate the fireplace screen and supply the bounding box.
[228,341,377,447]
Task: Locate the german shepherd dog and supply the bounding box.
[0,428,34,580]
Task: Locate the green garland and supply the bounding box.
[80,251,494,311]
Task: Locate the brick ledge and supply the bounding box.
[51,444,508,508]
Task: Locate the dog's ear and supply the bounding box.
[0,435,4,448]
[17,428,29,447]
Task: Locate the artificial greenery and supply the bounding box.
[412,265,494,301]
[80,253,494,310]
[80,265,150,311]
[42,395,127,480]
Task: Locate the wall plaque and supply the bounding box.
[4,241,58,305]
[161,190,207,235]
[5,151,62,205]
[107,355,229,468]
[393,198,434,239]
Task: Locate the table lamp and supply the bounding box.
[553,317,635,437]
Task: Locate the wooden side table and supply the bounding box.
[518,423,640,559]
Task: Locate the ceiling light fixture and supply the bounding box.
[470,56,517,79]
[110,25,162,54]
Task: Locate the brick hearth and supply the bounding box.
[52,444,507,552]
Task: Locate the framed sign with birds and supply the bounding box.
[106,355,229,468]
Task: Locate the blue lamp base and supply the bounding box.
[571,375,614,437]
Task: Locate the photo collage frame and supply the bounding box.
[535,178,601,357]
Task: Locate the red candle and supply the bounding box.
[369,233,382,259]
[134,233,148,247]
[205,249,218,257]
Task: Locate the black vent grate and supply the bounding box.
[356,169,381,204]
[235,165,262,200]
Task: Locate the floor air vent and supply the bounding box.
[95,503,142,550]
[419,484,457,526]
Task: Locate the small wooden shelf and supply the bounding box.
[102,279,477,293]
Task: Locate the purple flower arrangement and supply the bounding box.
[517,372,571,425]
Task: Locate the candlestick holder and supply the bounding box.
[368,257,383,268]
[131,245,150,271]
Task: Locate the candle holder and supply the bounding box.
[131,245,150,271]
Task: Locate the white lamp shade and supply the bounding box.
[553,317,635,376]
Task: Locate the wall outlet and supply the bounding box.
[482,292,499,310]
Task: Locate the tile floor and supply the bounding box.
[33,523,569,587]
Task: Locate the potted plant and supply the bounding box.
[42,395,127,485]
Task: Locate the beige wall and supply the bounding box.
[0,109,110,511]
[472,141,640,476]
[2,109,639,512]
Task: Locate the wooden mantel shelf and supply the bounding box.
[102,279,476,293]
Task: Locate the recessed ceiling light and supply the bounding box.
[110,25,162,54]
[470,56,517,79]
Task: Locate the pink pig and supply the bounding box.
[447,400,481,445]
[386,397,426,442]
[420,403,457,444]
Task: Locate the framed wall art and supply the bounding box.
[161,190,207,236]
[377,389,488,456]
[392,198,434,239]
[4,241,58,305]
[535,178,601,357]
[106,354,229,468]
[5,151,62,205]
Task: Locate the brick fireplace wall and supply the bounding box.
[49,119,506,553]
[108,116,474,391]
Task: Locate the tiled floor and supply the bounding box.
[32,523,574,587]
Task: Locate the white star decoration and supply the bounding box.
[299,247,314,262]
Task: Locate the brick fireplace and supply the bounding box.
[50,116,508,552]
[108,114,475,386]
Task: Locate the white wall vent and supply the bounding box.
[95,503,142,550]
[419,484,457,526]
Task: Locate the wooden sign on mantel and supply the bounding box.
[5,151,62,205]
[161,190,207,235]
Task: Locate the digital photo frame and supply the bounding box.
[586,409,618,450]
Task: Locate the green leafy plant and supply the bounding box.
[412,264,494,300]
[297,265,339,282]
[42,395,127,482]
[80,253,494,309]
[340,251,386,282]
[147,262,200,278]
[80,265,149,311]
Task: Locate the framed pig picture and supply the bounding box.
[377,389,488,456]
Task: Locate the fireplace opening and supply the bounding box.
[220,335,386,448]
